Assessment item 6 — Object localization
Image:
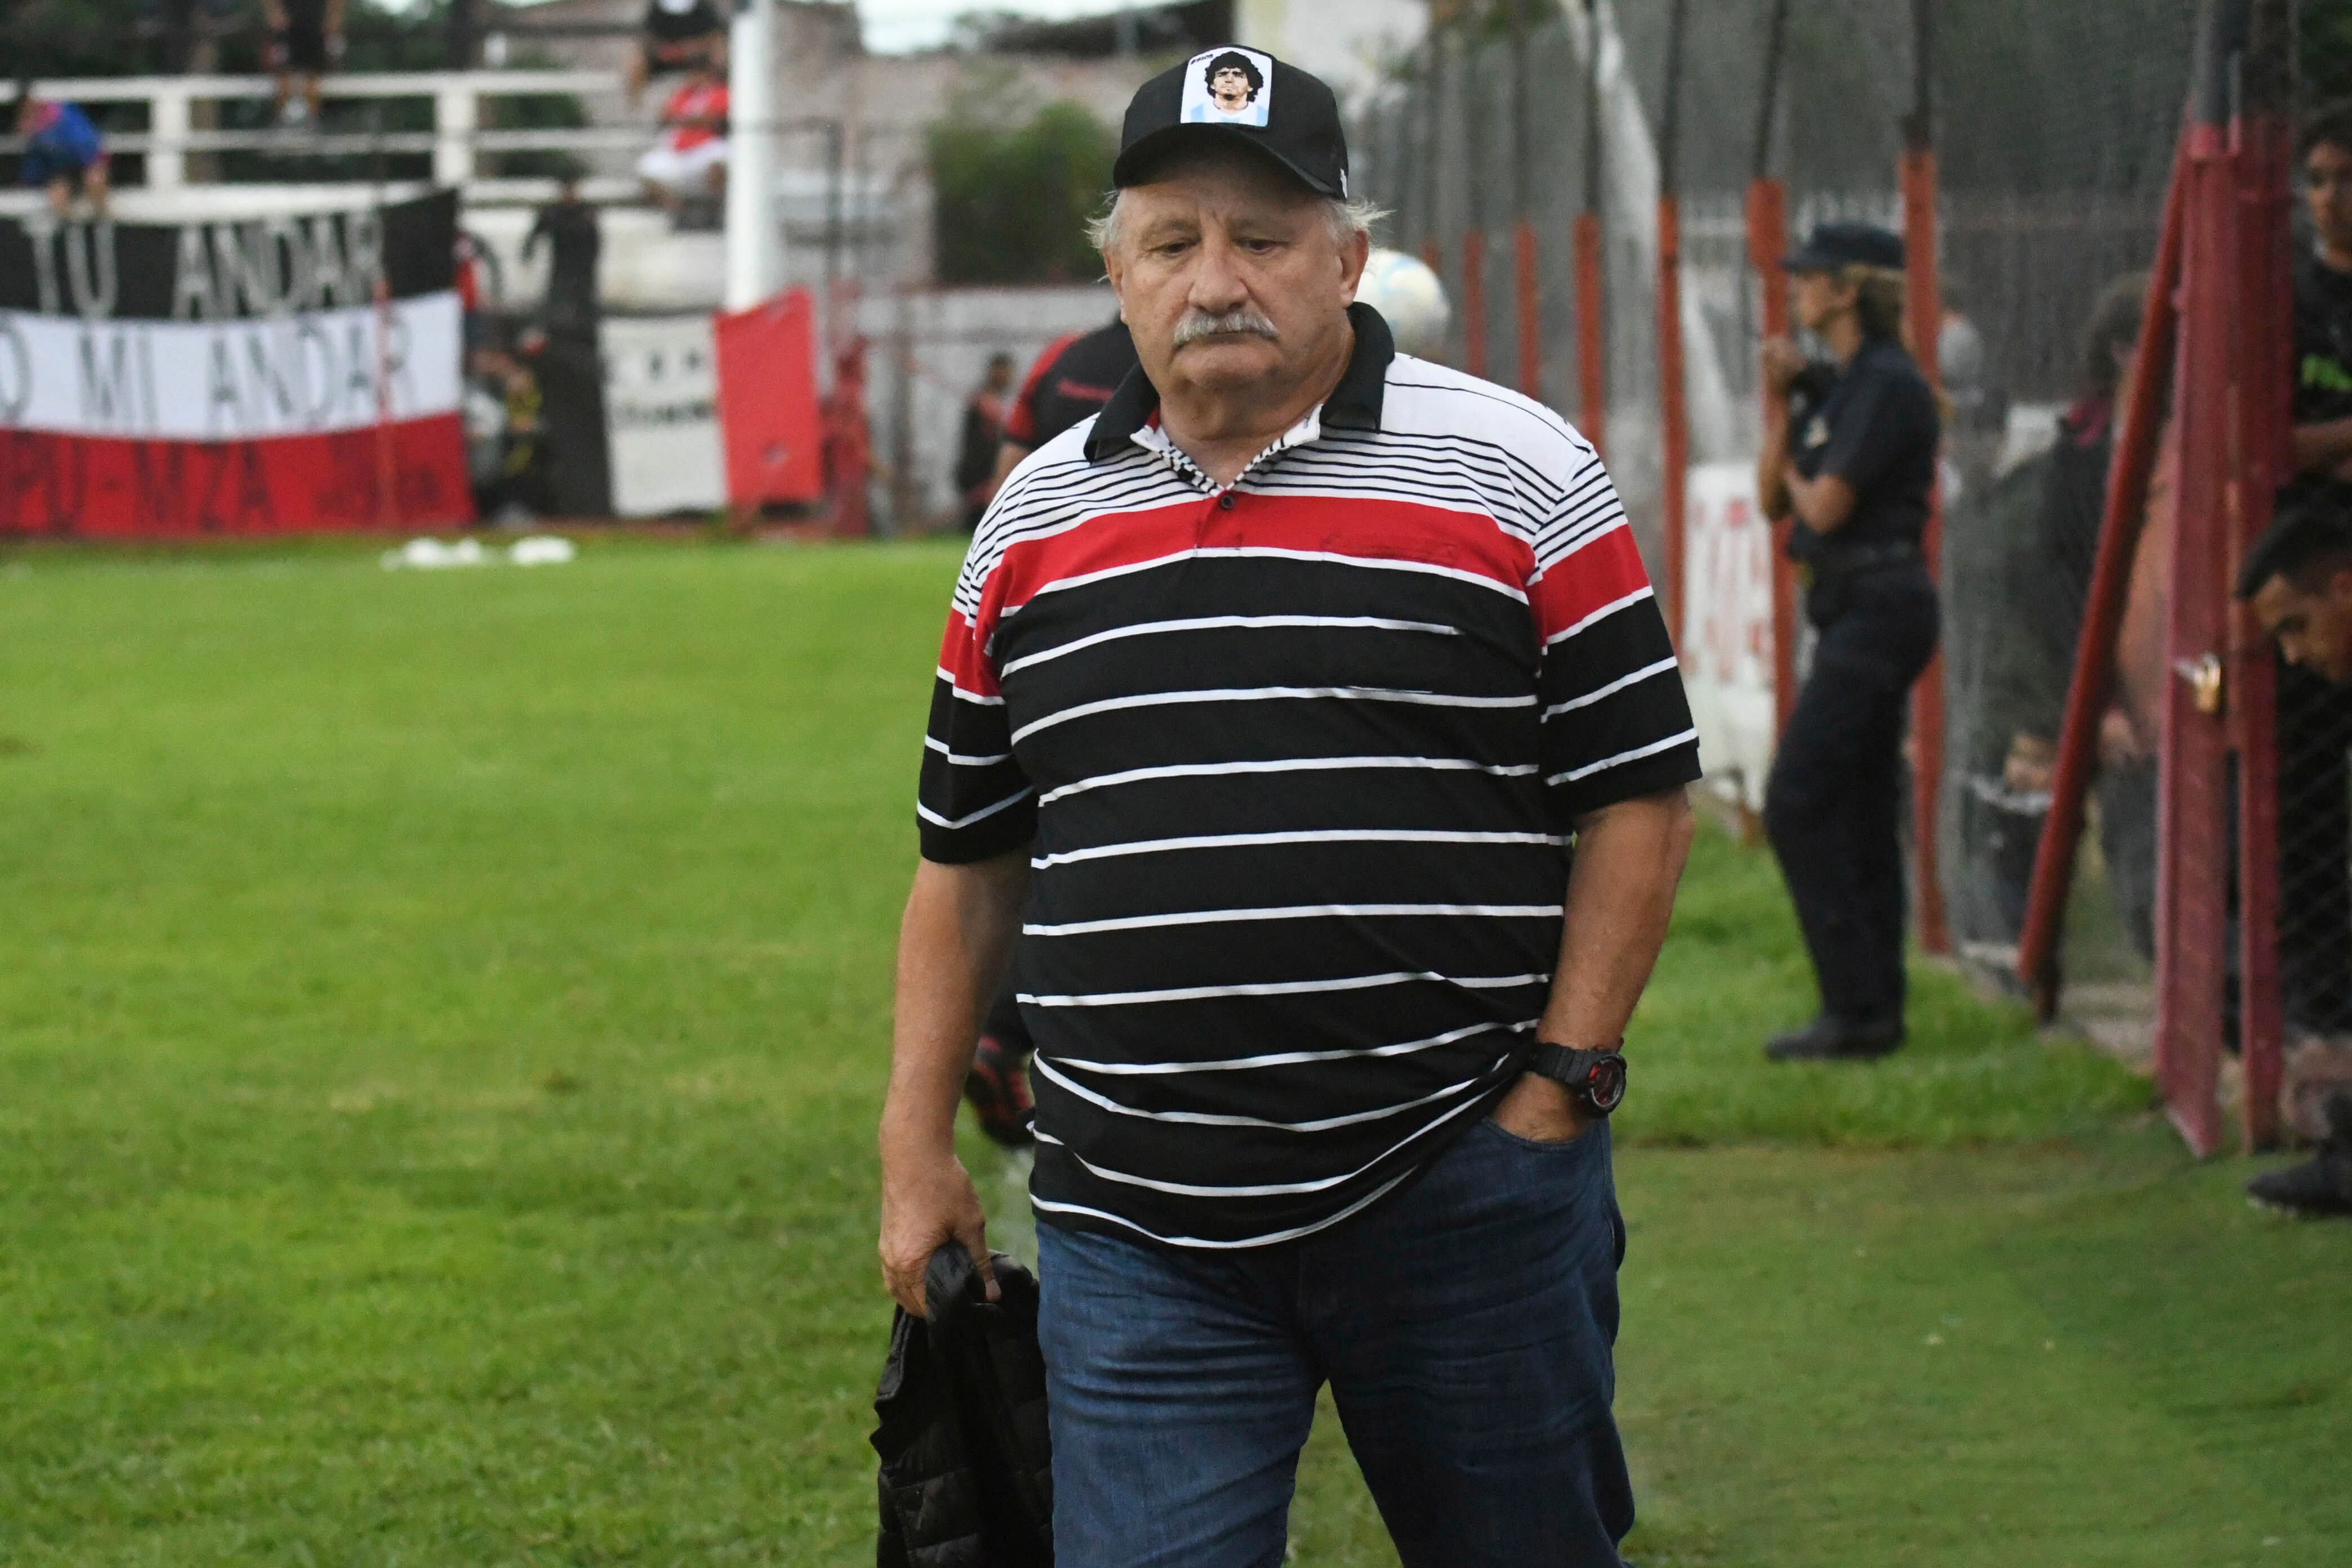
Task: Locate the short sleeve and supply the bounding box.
[1818,363,1928,497]
[1526,461,1701,824]
[916,549,1037,862]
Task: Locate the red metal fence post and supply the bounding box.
[1900,0,1950,956]
[2153,0,2247,1156]
[1574,213,1607,460]
[1746,178,1798,735]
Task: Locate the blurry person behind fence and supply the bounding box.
[2235,484,2352,1219]
[264,0,343,129]
[952,353,1015,532]
[2270,101,2352,1036]
[1755,223,1941,1062]
[1975,273,2157,957]
[14,80,109,220]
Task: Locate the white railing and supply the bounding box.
[1,71,631,191]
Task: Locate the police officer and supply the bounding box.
[1756,222,1941,1062]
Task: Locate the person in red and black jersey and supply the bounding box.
[995,319,1143,480]
[879,48,1696,1565]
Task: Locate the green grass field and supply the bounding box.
[2,539,2345,1566]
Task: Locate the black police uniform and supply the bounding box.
[1766,335,1943,1036]
[2281,253,2352,1032]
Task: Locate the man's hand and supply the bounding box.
[878,1144,995,1317]
[1489,1071,1595,1145]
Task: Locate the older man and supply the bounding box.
[878,48,1698,1567]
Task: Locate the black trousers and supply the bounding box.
[1765,568,1941,1024]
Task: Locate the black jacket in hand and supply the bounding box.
[872,1246,1053,1567]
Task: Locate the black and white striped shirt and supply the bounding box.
[919,306,1699,1249]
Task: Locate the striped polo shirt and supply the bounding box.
[918,305,1699,1250]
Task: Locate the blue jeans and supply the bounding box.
[1035,1117,1632,1567]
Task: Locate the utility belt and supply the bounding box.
[1797,539,1925,589]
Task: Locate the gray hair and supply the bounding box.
[1086,188,1388,256]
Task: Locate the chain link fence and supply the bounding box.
[1354,0,2208,1045]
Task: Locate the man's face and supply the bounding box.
[1103,152,1367,406]
[1211,68,1252,110]
[2306,140,2352,258]
[2253,569,2352,683]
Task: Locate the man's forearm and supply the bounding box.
[1537,789,1695,1049]
[880,852,1030,1156]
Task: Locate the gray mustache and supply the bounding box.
[1173,309,1281,348]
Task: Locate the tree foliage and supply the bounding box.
[928,91,1117,286]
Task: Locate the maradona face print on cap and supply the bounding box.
[1181,46,1274,128]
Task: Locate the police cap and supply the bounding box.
[1783,222,1906,275]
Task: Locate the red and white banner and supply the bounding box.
[1679,461,1780,813]
[0,192,470,536]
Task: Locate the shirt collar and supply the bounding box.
[1083,301,1395,464]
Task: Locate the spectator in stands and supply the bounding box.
[2235,485,2352,1218]
[2274,101,2352,1037]
[628,0,729,108]
[636,63,729,222]
[263,0,344,130]
[524,173,602,342]
[1756,223,1942,1062]
[13,81,109,220]
[953,354,1016,533]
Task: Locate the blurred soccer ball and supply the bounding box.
[1357,249,1451,358]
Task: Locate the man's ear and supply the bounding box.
[1103,248,1128,319]
[1337,229,1370,305]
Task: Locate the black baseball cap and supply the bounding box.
[1111,46,1350,199]
[1784,221,1906,274]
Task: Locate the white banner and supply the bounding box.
[1679,461,1780,813]
[600,314,724,517]
[0,293,461,442]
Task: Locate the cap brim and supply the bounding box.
[1780,246,1838,274]
[1111,123,1343,199]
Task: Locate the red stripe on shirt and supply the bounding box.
[1529,524,1653,643]
[981,492,1536,640]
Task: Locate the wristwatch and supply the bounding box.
[1527,1042,1628,1116]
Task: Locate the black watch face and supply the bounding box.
[1586,1055,1627,1113]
